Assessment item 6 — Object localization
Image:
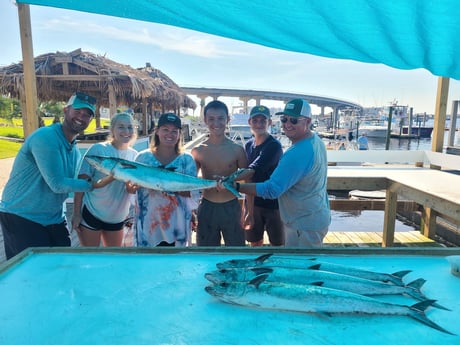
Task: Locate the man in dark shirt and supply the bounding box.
[244,105,284,246]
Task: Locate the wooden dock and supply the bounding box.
[323,230,443,248]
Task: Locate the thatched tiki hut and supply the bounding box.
[0,48,195,136]
[139,63,196,114]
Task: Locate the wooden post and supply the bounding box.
[385,106,393,150]
[17,4,38,138]
[421,207,438,239]
[382,189,397,247]
[448,100,458,147]
[142,98,148,135]
[431,77,449,154]
[108,84,117,118]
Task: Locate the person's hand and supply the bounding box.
[92,175,115,189]
[191,210,198,232]
[215,180,227,192]
[243,213,254,230]
[126,181,139,194]
[71,214,82,233]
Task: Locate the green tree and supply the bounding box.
[39,101,64,118]
[0,96,21,122]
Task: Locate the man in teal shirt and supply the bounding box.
[0,92,102,259]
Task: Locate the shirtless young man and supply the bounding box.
[191,100,252,246]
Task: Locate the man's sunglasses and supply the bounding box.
[75,92,96,105]
[280,116,305,125]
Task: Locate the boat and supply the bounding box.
[228,124,253,140]
[401,126,433,138]
[358,119,390,138]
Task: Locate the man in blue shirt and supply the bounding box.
[0,92,107,259]
[357,132,369,150]
[220,99,331,247]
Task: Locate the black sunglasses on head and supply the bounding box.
[75,92,96,105]
[280,116,305,125]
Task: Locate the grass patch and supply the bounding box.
[0,118,111,140]
[0,139,22,159]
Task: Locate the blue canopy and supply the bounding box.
[16,0,460,80]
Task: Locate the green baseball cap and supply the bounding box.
[250,105,270,119]
[276,99,311,118]
[66,92,96,115]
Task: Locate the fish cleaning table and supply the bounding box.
[0,247,459,345]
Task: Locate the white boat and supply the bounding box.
[358,119,390,138]
[228,124,253,140]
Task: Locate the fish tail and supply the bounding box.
[223,181,241,198]
[408,300,454,335]
[405,279,450,311]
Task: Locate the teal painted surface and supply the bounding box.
[0,251,459,344]
[17,0,460,79]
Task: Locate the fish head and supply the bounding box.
[215,254,271,269]
[84,155,120,175]
[205,268,255,284]
[216,259,255,269]
[204,281,246,298]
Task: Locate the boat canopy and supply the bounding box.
[16,0,460,80]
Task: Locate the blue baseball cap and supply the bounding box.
[66,92,96,115]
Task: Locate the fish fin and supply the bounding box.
[408,301,455,335]
[249,274,269,289]
[315,311,333,319]
[223,181,241,198]
[308,264,321,270]
[157,165,177,172]
[250,267,273,275]
[387,270,412,285]
[406,278,426,290]
[310,281,324,287]
[119,161,137,169]
[255,253,273,264]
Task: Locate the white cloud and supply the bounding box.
[39,17,248,58]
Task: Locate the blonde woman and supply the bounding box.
[72,112,138,246]
[135,113,198,247]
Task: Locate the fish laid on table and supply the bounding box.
[205,274,453,335]
[205,266,447,309]
[216,253,410,286]
[85,155,245,197]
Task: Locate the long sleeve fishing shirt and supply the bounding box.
[255,133,331,231]
[0,123,92,226]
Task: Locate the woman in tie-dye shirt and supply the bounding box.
[134,113,198,247]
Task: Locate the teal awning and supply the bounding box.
[16,0,460,79]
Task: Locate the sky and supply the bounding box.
[1,0,460,116]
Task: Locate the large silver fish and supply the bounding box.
[205,267,442,307]
[216,253,410,286]
[205,274,453,335]
[85,155,243,197]
[206,267,448,310]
